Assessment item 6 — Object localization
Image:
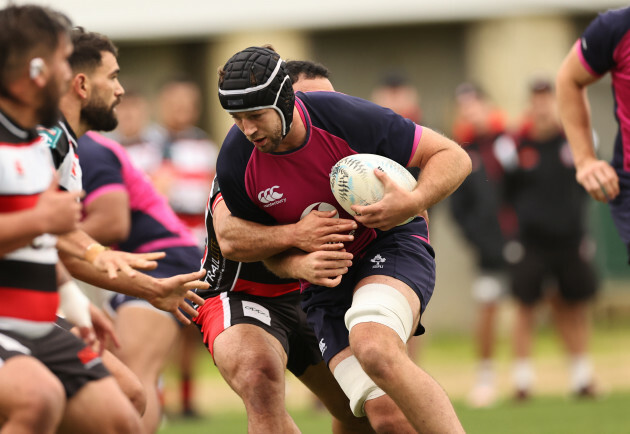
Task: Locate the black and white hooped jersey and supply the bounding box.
[0,110,59,334]
[38,118,82,191]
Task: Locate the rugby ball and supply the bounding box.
[329,154,417,224]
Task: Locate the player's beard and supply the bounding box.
[262,122,283,153]
[36,79,62,128]
[81,97,119,132]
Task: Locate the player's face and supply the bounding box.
[81,51,124,132]
[36,34,73,128]
[231,108,283,153]
[530,91,557,123]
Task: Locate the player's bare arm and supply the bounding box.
[59,250,207,325]
[59,188,165,278]
[556,46,619,202]
[264,248,353,287]
[215,199,356,262]
[0,176,82,256]
[353,127,471,230]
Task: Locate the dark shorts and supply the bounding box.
[510,240,598,305]
[301,219,436,364]
[0,325,110,398]
[108,245,202,324]
[193,290,322,377]
[609,175,630,262]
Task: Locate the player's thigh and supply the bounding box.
[213,323,287,389]
[59,376,141,434]
[0,355,65,420]
[114,304,179,371]
[100,349,146,415]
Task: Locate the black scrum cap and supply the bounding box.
[218,46,294,138]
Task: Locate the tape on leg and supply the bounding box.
[344,283,414,342]
[333,355,386,417]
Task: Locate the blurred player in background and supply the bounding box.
[0,5,143,433]
[449,82,516,407]
[286,59,335,92]
[143,78,219,417]
[54,27,206,433]
[505,79,598,399]
[557,7,630,260]
[106,89,164,176]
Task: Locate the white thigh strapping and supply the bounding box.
[344,283,414,342]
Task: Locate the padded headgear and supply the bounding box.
[218,46,294,138]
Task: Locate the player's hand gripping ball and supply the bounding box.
[330,153,417,225]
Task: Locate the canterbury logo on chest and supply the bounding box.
[257,185,286,207]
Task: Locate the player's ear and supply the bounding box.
[29,57,48,87]
[72,73,89,99]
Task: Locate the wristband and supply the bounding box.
[85,243,107,264]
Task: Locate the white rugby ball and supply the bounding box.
[329,153,417,224]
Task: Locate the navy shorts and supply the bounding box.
[609,173,630,262]
[194,291,322,377]
[0,325,110,398]
[301,218,436,364]
[510,240,598,305]
[108,245,202,323]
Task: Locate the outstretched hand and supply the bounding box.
[92,250,165,279]
[151,269,208,325]
[352,169,420,231]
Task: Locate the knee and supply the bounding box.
[234,359,285,400]
[351,338,400,383]
[125,377,147,416]
[23,380,66,430]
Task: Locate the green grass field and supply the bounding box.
[159,320,630,433]
[160,393,630,434]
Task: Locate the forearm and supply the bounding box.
[0,210,46,256]
[56,229,103,260]
[60,251,157,300]
[412,145,471,211]
[216,210,294,263]
[557,77,596,166]
[263,249,303,279]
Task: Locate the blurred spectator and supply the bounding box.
[147,77,219,247]
[144,78,218,419]
[450,82,516,408]
[108,89,163,175]
[505,79,598,400]
[371,71,422,123]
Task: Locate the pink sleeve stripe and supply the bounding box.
[83,184,126,207]
[575,40,602,77]
[134,237,198,254]
[407,124,423,167]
